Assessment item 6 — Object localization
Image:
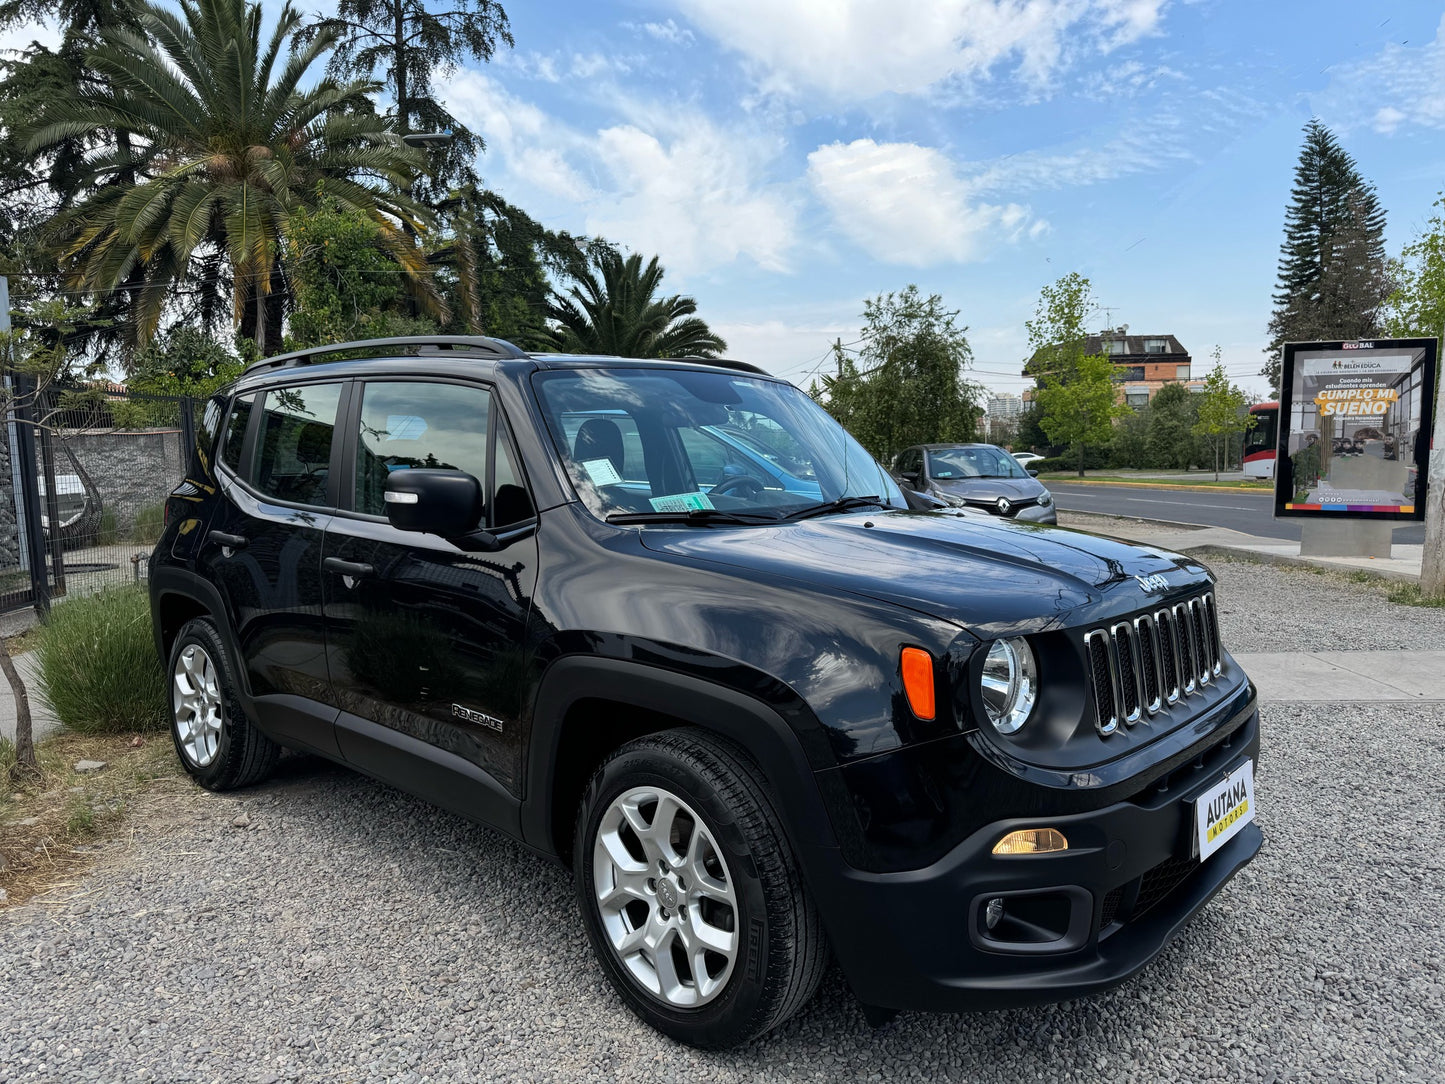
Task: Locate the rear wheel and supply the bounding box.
[574,729,826,1048]
[168,618,279,791]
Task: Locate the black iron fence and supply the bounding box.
[0,388,199,615]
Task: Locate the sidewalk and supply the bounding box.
[1233,650,1445,704]
[0,652,59,746]
[1064,514,1425,582]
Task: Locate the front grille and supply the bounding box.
[1086,591,1224,736]
[1135,855,1199,918]
[1097,855,1200,934]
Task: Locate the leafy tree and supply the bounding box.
[432,187,609,348]
[110,326,245,426]
[27,0,433,353]
[1036,352,1128,476]
[1024,271,1094,383]
[1014,403,1055,456]
[1025,273,1125,474]
[546,249,726,359]
[811,286,979,463]
[1110,404,1151,468]
[285,201,437,348]
[1264,119,1390,393]
[305,0,512,200]
[1385,193,1445,364]
[1193,349,1254,479]
[1145,382,1199,470]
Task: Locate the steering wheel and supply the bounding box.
[711,473,765,498]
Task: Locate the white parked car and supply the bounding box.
[1012,451,1045,467]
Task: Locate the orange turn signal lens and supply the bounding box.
[992,828,1069,856]
[900,647,935,721]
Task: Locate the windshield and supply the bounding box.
[533,367,903,520]
[928,446,1028,481]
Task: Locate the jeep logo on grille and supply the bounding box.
[1136,573,1169,593]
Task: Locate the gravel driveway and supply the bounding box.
[2,564,1443,1083]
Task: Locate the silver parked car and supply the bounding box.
[893,443,1057,524]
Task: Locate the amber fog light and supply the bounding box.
[992,828,1069,855]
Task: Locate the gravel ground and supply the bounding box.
[1207,558,1445,653]
[3,694,1443,1083]
[3,550,1443,1081]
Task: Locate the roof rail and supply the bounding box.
[243,335,530,374]
[688,357,767,375]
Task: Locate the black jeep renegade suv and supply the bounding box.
[149,336,1261,1049]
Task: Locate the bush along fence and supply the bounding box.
[0,386,200,616]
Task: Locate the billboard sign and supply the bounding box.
[1275,338,1436,521]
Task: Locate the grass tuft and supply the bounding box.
[34,584,166,734]
[1386,582,1445,608]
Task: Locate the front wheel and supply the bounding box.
[574,729,826,1049]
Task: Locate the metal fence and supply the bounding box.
[0,387,198,615]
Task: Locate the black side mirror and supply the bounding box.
[384,469,486,539]
[900,469,921,484]
[1028,469,1039,477]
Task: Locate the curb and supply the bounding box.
[1039,477,1272,493]
[1184,544,1420,584]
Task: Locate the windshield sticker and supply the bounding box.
[649,491,716,513]
[582,458,624,486]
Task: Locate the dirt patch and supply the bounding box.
[0,732,190,907]
[1056,509,1206,542]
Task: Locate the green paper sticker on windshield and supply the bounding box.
[649,492,715,513]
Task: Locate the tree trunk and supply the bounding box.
[1076,443,1085,478]
[1,635,38,777]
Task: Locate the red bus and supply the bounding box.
[1242,401,1278,479]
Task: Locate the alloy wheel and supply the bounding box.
[592,785,739,1008]
[173,644,223,768]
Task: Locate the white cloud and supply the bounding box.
[807,139,1034,265]
[442,70,796,277]
[637,19,695,46]
[710,316,856,381]
[665,0,1167,102]
[1318,15,1445,135]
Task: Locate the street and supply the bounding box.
[1047,481,1427,544]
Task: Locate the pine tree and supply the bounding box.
[1263,119,1389,393]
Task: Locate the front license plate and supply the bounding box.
[1195,760,1255,862]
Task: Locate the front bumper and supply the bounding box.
[815,709,1260,1012]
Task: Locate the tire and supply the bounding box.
[573,728,827,1049]
[167,617,280,791]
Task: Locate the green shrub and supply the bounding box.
[97,509,119,545]
[35,585,166,734]
[132,503,166,545]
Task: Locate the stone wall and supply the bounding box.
[59,428,186,534]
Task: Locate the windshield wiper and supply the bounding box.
[605,508,781,526]
[781,495,885,521]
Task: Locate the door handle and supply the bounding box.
[323,557,374,579]
[208,531,248,550]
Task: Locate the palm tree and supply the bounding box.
[546,249,727,359]
[28,0,434,351]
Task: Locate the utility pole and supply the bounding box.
[1421,335,1445,598]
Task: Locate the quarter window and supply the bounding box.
[219,393,256,476]
[253,383,343,506]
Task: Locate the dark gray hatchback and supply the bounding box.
[894,443,1057,523]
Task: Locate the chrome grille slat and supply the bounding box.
[1087,592,1225,736]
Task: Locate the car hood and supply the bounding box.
[931,477,1046,503]
[638,509,1208,638]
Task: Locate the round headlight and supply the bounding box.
[980,637,1038,734]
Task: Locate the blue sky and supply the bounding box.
[439,0,1445,398]
[7,1,1445,398]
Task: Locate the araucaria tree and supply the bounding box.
[811,286,979,463]
[1193,349,1254,480]
[28,0,433,352]
[1264,118,1390,393]
[307,0,512,198]
[1025,273,1127,475]
[547,250,726,359]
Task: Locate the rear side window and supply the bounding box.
[253,383,343,506]
[197,396,224,471]
[219,393,255,475]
